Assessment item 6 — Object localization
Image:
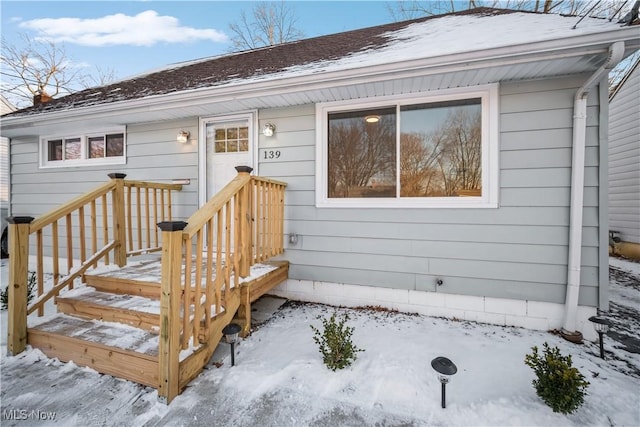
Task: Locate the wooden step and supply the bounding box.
[84,259,162,298]
[244,261,289,303]
[84,257,287,299]
[28,314,159,387]
[55,288,161,333]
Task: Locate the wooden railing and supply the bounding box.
[7,167,286,404]
[6,173,182,355]
[157,166,286,402]
[124,179,180,256]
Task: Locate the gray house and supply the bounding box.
[2,8,639,340]
[1,94,17,256]
[608,58,640,260]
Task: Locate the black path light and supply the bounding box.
[588,316,611,360]
[222,323,242,366]
[431,356,457,408]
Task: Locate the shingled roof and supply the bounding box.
[4,6,636,120]
[6,8,515,116]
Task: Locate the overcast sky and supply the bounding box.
[1,1,397,83]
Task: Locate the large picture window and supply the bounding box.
[40,129,125,168]
[317,85,498,208]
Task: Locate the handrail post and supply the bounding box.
[235,166,252,277]
[108,173,127,267]
[157,220,187,405]
[7,216,34,356]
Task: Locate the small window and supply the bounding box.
[41,130,126,168]
[317,85,498,208]
[48,139,63,161]
[210,122,249,153]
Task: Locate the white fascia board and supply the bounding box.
[3,26,638,131]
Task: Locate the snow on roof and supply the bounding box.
[283,10,627,76]
[5,8,634,117]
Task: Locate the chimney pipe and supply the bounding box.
[33,91,52,106]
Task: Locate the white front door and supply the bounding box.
[201,114,254,202]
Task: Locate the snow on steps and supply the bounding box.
[25,257,289,395]
[28,314,160,387]
[55,287,162,333]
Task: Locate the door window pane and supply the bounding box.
[208,122,249,153]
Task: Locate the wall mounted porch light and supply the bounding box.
[177,130,190,143]
[588,315,611,359]
[262,123,276,137]
[222,323,242,366]
[431,356,457,408]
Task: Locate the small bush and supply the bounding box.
[310,311,364,371]
[1,271,37,310]
[524,342,589,414]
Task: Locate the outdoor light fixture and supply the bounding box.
[262,123,276,137]
[177,130,190,143]
[431,356,457,408]
[364,115,380,123]
[222,323,242,366]
[588,315,610,360]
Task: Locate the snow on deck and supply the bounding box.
[60,286,161,314]
[87,255,279,286]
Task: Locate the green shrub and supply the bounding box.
[524,342,589,414]
[310,311,364,371]
[1,271,37,310]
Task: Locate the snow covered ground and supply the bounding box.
[1,257,639,426]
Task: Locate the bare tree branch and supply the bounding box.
[386,0,632,21]
[1,33,118,108]
[79,66,118,89]
[228,1,305,51]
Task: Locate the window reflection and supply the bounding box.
[64,138,81,160]
[88,137,105,158]
[326,99,482,199]
[400,99,482,197]
[328,107,396,198]
[106,134,124,157]
[48,140,63,161]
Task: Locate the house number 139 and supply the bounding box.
[263,150,281,160]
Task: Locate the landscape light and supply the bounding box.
[588,316,610,360]
[431,356,457,408]
[222,323,242,366]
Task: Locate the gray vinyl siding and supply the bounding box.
[260,75,602,306]
[1,137,8,205]
[9,75,603,307]
[608,62,640,244]
[10,118,200,258]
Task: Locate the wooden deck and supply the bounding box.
[26,256,288,394]
[8,170,288,403]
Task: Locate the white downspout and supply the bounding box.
[562,41,625,336]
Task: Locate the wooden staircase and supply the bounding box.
[26,256,288,391]
[7,168,288,403]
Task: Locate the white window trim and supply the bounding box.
[39,127,127,168]
[315,84,499,208]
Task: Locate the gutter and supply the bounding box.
[561,41,625,339]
